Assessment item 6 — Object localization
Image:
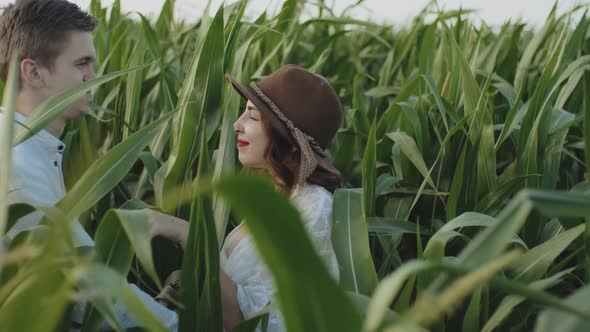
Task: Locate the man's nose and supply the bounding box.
[84,67,96,81]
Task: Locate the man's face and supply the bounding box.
[37,30,96,120]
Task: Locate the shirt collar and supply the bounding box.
[13,112,66,154]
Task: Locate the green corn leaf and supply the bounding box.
[14,65,149,146]
[332,188,378,296]
[59,111,174,220]
[0,54,19,238]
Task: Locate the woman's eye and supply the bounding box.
[249,116,259,121]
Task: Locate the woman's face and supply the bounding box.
[234,101,271,170]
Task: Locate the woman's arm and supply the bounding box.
[146,209,189,249]
[147,209,245,329]
[220,268,245,330]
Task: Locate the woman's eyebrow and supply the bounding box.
[246,105,258,112]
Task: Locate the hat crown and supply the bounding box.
[256,64,342,149]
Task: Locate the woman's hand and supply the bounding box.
[145,209,189,250]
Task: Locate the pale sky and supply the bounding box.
[0,0,587,27]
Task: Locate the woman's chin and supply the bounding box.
[238,158,266,170]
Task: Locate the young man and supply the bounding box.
[0,0,183,330]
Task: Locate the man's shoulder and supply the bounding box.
[10,135,46,169]
[6,131,56,202]
[0,112,43,162]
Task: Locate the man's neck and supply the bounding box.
[16,92,65,138]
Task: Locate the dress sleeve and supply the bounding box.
[293,186,340,281]
[234,262,272,318]
[228,238,285,330]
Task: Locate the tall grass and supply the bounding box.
[1,0,590,331]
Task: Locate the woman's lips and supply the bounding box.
[237,139,249,147]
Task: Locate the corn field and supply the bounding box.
[2,0,590,331]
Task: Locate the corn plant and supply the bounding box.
[1,0,590,331]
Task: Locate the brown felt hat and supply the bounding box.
[225,64,342,185]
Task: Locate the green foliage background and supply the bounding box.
[2,0,590,331]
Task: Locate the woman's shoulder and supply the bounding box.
[291,182,333,207]
[291,183,335,233]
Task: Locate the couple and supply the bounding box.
[0,0,342,331]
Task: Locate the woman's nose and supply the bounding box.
[233,119,241,133]
[234,113,246,133]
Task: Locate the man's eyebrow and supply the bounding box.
[75,55,96,63]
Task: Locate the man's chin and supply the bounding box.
[80,105,92,115]
[76,100,93,115]
[63,106,91,120]
[77,96,93,115]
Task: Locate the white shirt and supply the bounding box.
[0,111,178,331]
[2,111,94,247]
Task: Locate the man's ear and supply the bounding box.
[20,58,45,88]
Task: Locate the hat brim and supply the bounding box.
[225,73,342,183]
[225,74,293,145]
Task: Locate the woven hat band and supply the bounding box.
[249,82,321,185]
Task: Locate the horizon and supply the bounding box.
[0,0,585,28]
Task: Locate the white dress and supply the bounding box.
[220,183,340,331]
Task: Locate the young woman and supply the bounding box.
[220,64,343,331]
